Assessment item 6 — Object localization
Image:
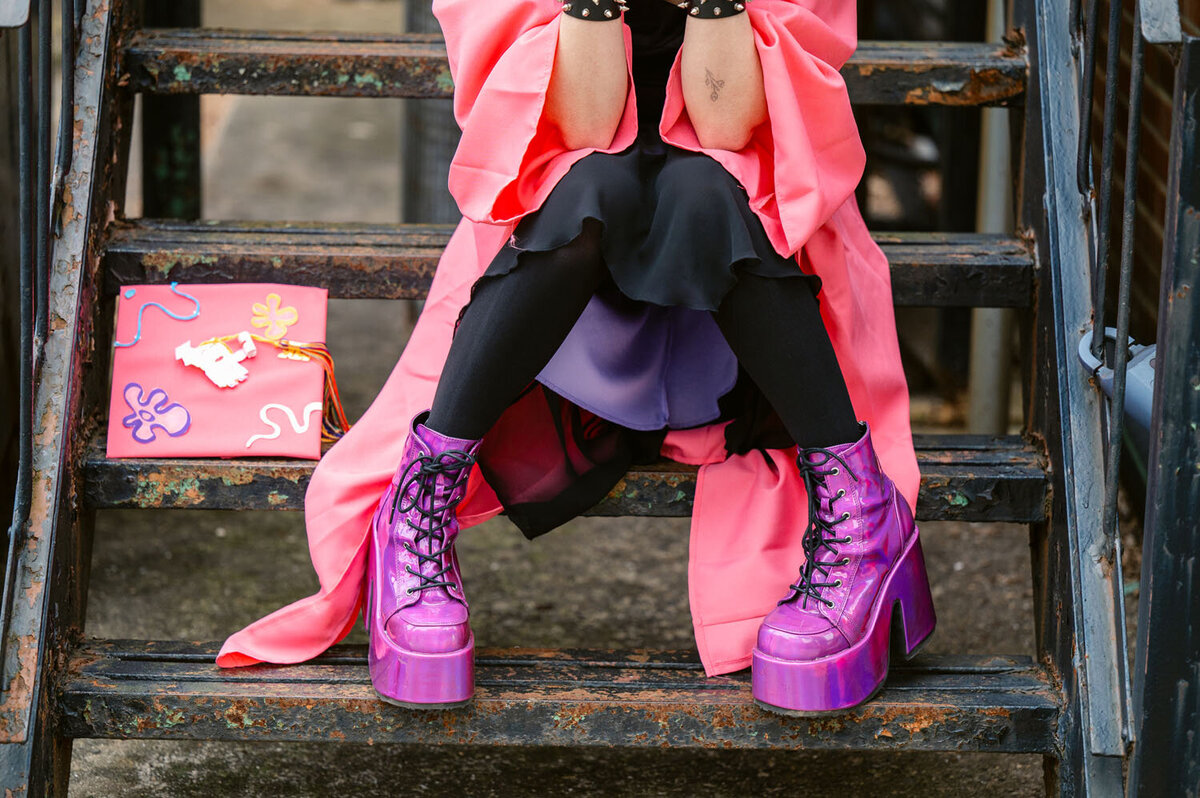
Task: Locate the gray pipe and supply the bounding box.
[967,0,1015,435]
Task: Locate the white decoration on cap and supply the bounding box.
[175,331,258,388]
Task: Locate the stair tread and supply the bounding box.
[83,432,1047,522]
[122,29,1026,106]
[60,640,1059,752]
[103,220,1035,308]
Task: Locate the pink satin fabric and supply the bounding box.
[218,0,917,676]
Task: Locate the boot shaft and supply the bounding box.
[792,423,914,624]
[378,413,481,612]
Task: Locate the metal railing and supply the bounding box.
[1072,0,1199,793]
[0,0,79,688]
[1126,13,1200,798]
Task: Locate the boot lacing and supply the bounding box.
[785,447,859,609]
[389,450,476,595]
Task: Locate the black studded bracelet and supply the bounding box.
[560,0,628,21]
[684,0,748,18]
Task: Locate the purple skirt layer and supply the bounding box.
[540,287,740,431]
[476,137,820,433]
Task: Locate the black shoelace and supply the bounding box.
[785,447,859,609]
[388,450,476,595]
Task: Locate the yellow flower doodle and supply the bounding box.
[250,293,300,341]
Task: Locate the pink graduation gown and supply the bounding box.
[218,0,918,677]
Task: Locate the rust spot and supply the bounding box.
[135,471,205,507]
[904,68,1025,106]
[222,703,265,730]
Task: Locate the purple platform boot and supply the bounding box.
[752,423,936,715]
[366,411,481,709]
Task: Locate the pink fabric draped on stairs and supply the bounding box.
[218,0,917,677]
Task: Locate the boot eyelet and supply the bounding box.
[841,511,851,520]
[833,580,842,587]
[831,467,840,476]
[404,588,414,595]
[836,489,846,498]
[838,558,850,566]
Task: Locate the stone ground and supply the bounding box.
[66,1,1134,794]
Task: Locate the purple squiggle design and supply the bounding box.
[122,383,192,444]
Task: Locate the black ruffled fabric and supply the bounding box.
[482,1,818,312]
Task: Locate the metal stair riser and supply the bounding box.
[122,32,1028,106]
[102,223,1035,308]
[82,434,1048,523]
[59,643,1060,754]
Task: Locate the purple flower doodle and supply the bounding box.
[122,383,192,444]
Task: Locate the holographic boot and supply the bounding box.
[752,423,936,714]
[366,412,480,708]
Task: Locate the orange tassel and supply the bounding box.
[199,333,353,443]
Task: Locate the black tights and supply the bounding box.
[426,219,862,449]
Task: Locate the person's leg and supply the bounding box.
[712,272,862,448]
[367,216,611,708]
[718,275,935,716]
[426,217,609,439]
[656,185,933,715]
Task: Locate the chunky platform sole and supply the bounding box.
[751,535,936,715]
[364,535,475,709]
[368,632,475,709]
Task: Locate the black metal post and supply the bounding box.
[35,0,50,351]
[402,1,459,224]
[52,0,78,241]
[1076,0,1100,194]
[141,0,201,218]
[2,0,37,686]
[1090,0,1127,361]
[1128,33,1200,798]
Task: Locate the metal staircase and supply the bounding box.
[3,0,1197,794]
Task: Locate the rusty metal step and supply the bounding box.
[60,640,1060,752]
[103,220,1035,308]
[82,433,1047,523]
[121,30,1026,106]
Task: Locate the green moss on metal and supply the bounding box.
[353,72,384,91]
[160,708,186,728]
[135,475,204,507]
[945,492,970,507]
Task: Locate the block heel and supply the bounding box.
[892,536,936,661]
